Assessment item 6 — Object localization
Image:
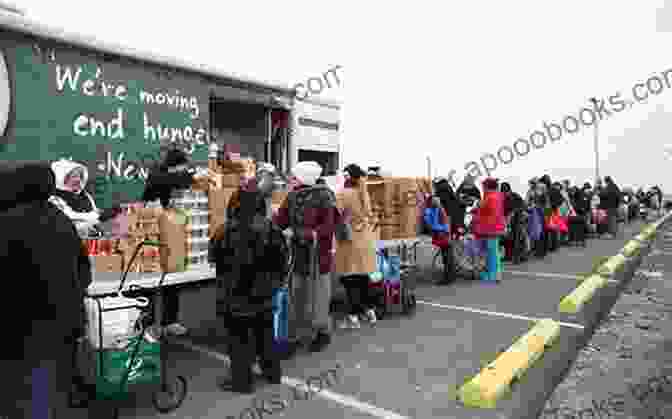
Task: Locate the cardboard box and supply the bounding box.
[209,172,241,189]
[208,187,236,238]
[192,175,210,191]
[92,254,123,273]
[158,208,189,273]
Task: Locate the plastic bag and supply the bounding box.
[85,296,148,349]
[272,287,289,352]
[95,335,161,399]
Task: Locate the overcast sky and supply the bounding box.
[11,0,672,193]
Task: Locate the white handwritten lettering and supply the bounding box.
[115,85,127,101]
[82,79,95,96]
[73,108,125,139]
[139,89,200,119]
[56,65,82,92]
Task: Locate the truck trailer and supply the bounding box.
[0,8,341,209]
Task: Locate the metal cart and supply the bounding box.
[85,239,187,418]
[372,238,421,318]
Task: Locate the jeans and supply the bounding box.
[480,238,501,281]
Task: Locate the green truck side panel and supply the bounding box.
[0,32,211,209]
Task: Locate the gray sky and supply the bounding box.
[10,0,672,192]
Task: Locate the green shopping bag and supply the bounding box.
[95,335,161,400]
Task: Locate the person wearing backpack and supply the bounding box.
[209,167,288,394]
[423,195,454,283]
[274,161,340,353]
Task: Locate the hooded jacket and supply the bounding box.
[434,179,461,223]
[49,159,102,233]
[0,163,92,359]
[210,180,288,316]
[472,190,506,238]
[50,159,119,235]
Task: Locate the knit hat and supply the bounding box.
[482,177,499,190]
[292,161,323,186]
[343,164,366,179]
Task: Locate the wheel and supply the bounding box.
[152,376,187,413]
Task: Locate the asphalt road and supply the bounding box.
[78,218,658,419]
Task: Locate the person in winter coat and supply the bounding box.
[0,163,92,418]
[423,195,454,283]
[274,161,340,353]
[599,176,621,238]
[500,182,526,262]
[209,171,287,394]
[472,177,506,282]
[142,146,195,208]
[433,177,461,236]
[335,164,378,328]
[455,174,481,230]
[49,159,120,236]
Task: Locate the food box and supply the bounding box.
[92,254,124,273]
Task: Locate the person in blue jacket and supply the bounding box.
[423,196,454,283]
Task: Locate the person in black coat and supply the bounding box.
[0,163,92,418]
[599,176,621,237]
[210,172,288,394]
[433,177,460,232]
[142,146,195,208]
[455,175,481,231]
[500,182,526,261]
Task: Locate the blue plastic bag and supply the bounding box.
[272,288,289,353]
[387,255,401,286]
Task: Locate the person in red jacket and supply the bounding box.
[472,177,506,282]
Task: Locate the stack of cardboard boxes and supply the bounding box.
[117,207,162,273]
[366,177,430,241]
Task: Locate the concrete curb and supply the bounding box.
[558,274,609,313]
[556,212,672,315]
[457,319,560,409]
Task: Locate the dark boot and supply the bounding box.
[310,332,331,352]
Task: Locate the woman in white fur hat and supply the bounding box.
[274,161,340,353]
[49,159,120,236]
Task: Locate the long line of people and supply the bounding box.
[3,151,665,415]
[425,174,664,284]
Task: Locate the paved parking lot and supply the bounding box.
[81,219,656,419]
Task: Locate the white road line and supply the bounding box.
[173,340,411,419]
[281,377,411,419]
[637,270,664,279]
[504,270,582,280]
[504,270,619,284]
[416,300,585,330]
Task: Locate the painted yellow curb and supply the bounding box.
[621,240,642,257]
[558,274,609,313]
[597,254,627,277]
[632,233,648,243]
[457,319,560,408]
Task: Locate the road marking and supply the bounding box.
[637,270,664,279]
[504,270,619,284]
[281,377,411,419]
[417,300,585,330]
[504,270,582,280]
[173,340,411,419]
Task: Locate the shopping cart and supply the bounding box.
[84,238,187,418]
